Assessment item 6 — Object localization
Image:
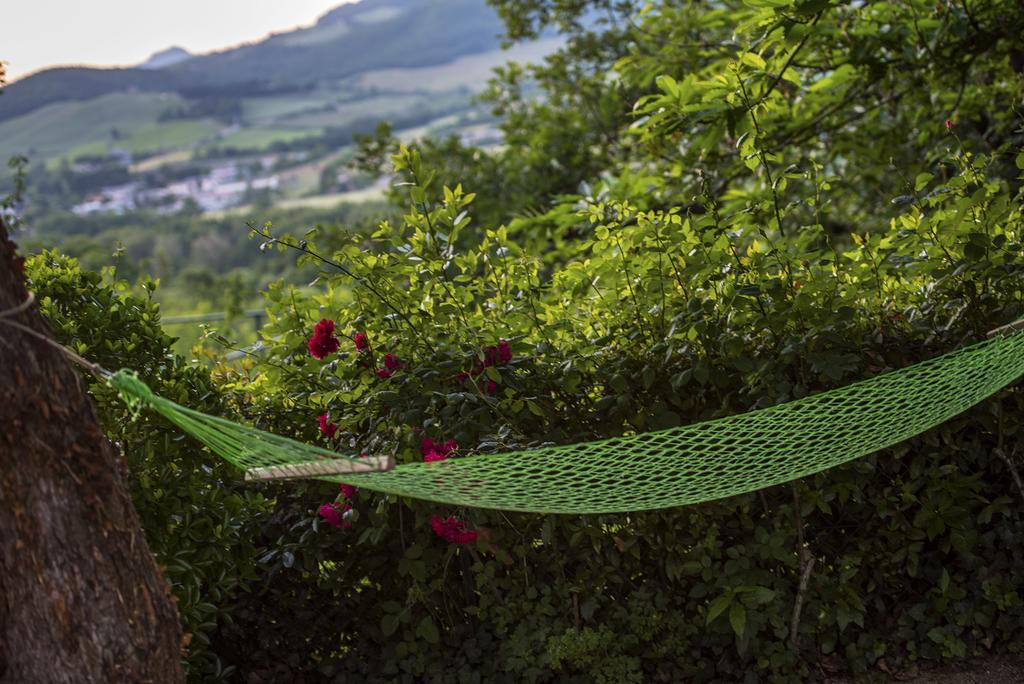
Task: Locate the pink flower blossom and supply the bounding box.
[383,353,403,371]
[430,515,478,545]
[319,502,353,529]
[376,368,393,379]
[308,319,341,359]
[486,380,499,393]
[945,118,953,131]
[354,332,369,350]
[339,483,357,500]
[482,339,512,367]
[319,503,343,528]
[316,413,338,439]
[421,438,457,462]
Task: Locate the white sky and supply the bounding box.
[3,0,356,82]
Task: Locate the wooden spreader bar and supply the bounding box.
[987,318,1024,338]
[245,454,396,481]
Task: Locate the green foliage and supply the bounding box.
[20,202,389,351]
[368,0,1023,239]
[210,128,1024,679]
[24,252,271,681]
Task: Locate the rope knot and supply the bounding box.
[108,370,155,417]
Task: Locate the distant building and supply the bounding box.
[71,182,140,216]
[71,162,281,216]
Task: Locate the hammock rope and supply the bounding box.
[105,325,1024,514]
[108,371,395,480]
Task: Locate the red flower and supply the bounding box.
[483,345,501,366]
[486,379,499,393]
[319,503,342,528]
[383,353,403,371]
[319,502,353,529]
[339,483,357,500]
[316,413,338,439]
[308,319,340,360]
[430,515,478,545]
[421,438,457,462]
[945,118,953,131]
[354,332,369,350]
[478,339,512,371]
[376,368,393,379]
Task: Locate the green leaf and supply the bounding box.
[609,374,630,393]
[706,594,732,625]
[416,616,440,644]
[738,284,761,297]
[380,614,400,637]
[739,52,767,70]
[729,602,747,638]
[964,241,986,261]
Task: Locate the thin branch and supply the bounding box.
[756,12,823,106]
[789,484,816,650]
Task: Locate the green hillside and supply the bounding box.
[0,0,539,189]
[0,92,188,164]
[0,0,507,125]
[169,0,505,87]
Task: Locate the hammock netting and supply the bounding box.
[108,328,1024,514]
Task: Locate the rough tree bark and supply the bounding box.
[0,218,184,682]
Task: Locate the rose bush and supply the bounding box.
[209,133,1024,680]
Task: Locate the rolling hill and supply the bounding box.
[0,0,508,125]
[0,0,561,223]
[0,0,562,175]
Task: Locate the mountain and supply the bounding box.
[0,0,559,217]
[0,0,507,124]
[140,47,192,70]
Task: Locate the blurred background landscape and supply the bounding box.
[1,0,558,350]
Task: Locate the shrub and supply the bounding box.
[208,138,1024,680]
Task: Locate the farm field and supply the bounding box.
[0,91,185,164]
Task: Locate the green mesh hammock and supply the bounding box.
[108,326,1024,514]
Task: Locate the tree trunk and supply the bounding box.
[0,220,184,682]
